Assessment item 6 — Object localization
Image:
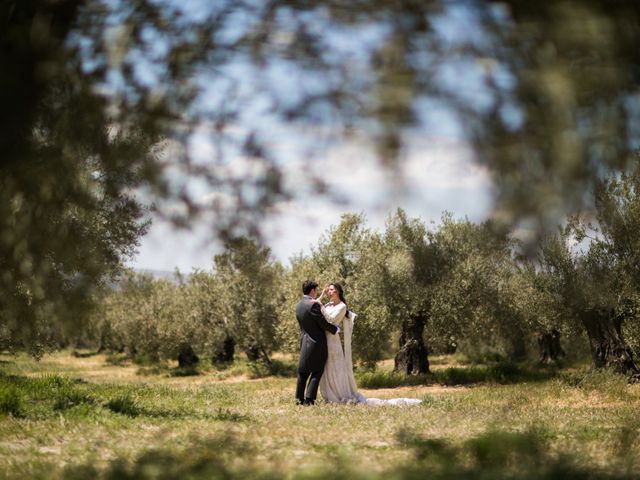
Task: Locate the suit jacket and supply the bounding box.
[296,295,339,372]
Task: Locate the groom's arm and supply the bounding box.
[310,303,338,335]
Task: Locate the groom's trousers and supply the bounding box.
[296,367,324,403]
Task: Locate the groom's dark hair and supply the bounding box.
[302,280,318,295]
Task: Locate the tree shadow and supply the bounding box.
[357,363,560,389]
[72,350,101,358]
[28,429,636,480]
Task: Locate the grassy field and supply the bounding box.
[1,351,639,479]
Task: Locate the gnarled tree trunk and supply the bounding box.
[178,343,199,368]
[444,340,458,355]
[213,335,235,364]
[244,343,271,364]
[394,314,430,374]
[537,329,564,365]
[507,326,529,362]
[581,308,639,374]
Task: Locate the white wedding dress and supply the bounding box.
[319,302,421,406]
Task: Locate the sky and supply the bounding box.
[128,134,494,273]
[124,1,497,273]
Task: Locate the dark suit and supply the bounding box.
[295,295,338,403]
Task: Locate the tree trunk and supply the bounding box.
[394,314,430,374]
[213,335,235,364]
[177,343,199,368]
[581,308,639,374]
[537,329,564,365]
[444,339,458,355]
[244,344,271,364]
[97,322,115,353]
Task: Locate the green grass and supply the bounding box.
[1,351,640,479]
[106,395,141,417]
[0,382,24,417]
[50,429,632,480]
[246,358,298,378]
[357,362,558,388]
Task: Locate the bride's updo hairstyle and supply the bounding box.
[330,283,349,316]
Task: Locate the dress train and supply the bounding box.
[319,304,421,406]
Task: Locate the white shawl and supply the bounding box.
[343,310,359,393]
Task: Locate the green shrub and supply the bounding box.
[433,363,554,385]
[0,383,24,417]
[136,365,170,377]
[247,359,297,379]
[170,366,200,377]
[356,370,429,388]
[453,350,508,365]
[106,395,141,417]
[356,363,554,388]
[563,368,630,400]
[53,389,95,411]
[210,408,248,422]
[105,354,129,366]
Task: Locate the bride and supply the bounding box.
[314,283,421,406]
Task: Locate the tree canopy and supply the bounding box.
[2,0,640,348]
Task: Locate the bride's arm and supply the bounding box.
[320,302,347,325]
[313,286,327,302]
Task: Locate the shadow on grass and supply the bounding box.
[558,368,633,400]
[105,354,130,367]
[18,429,635,480]
[71,350,100,358]
[0,373,248,422]
[170,366,200,377]
[1,373,95,418]
[393,428,634,480]
[134,364,202,377]
[357,363,559,389]
[104,353,298,380]
[247,359,297,379]
[104,393,249,421]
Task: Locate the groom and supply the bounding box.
[295,280,339,405]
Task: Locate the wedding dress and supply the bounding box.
[319,302,421,406]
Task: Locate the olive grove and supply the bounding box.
[3,1,640,371]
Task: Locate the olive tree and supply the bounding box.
[97,272,167,362]
[531,226,638,374]
[510,261,569,365]
[309,214,393,366]
[185,271,236,364]
[562,161,640,373]
[367,209,440,374]
[429,216,529,362]
[278,214,391,367]
[213,238,283,363]
[5,0,640,355]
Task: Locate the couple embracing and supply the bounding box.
[295,280,421,406]
[295,280,364,405]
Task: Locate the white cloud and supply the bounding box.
[404,139,491,190]
[131,134,494,271]
[127,218,219,273]
[262,200,345,262]
[195,191,236,209]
